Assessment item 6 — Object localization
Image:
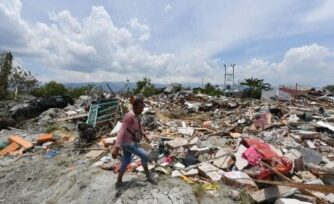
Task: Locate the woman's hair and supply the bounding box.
[132,96,144,107]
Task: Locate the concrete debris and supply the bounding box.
[1,85,334,203]
[275,198,312,204]
[234,144,248,170]
[177,127,194,136]
[174,162,185,170]
[223,171,258,191]
[251,186,296,203]
[110,121,122,136]
[85,150,104,159]
[171,170,183,177]
[198,163,224,181]
[166,138,188,148]
[213,155,234,170]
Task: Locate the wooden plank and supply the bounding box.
[9,135,33,150]
[0,142,20,156]
[253,179,334,194]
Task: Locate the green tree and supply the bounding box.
[31,81,67,97]
[0,52,13,99]
[133,77,157,97]
[67,84,94,99]
[240,77,271,99]
[193,83,222,96]
[9,66,39,94]
[324,85,334,94]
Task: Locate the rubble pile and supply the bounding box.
[1,88,334,203]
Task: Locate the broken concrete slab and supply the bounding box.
[297,147,322,165]
[306,140,316,149]
[198,163,224,181]
[189,137,199,145]
[174,162,185,170]
[171,170,183,177]
[275,198,312,204]
[326,193,334,204]
[285,149,304,172]
[177,127,194,136]
[84,150,104,159]
[166,138,188,148]
[181,168,198,176]
[213,155,234,170]
[317,121,334,132]
[223,171,258,191]
[251,186,296,203]
[254,112,272,129]
[9,135,33,150]
[234,144,248,170]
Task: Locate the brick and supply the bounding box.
[0,142,20,156]
[37,133,55,144]
[9,135,33,150]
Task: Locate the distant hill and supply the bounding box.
[64,81,204,92]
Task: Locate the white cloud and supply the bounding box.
[0,0,333,86]
[0,0,220,83]
[129,18,150,42]
[303,0,334,23]
[164,4,172,13]
[238,44,334,86]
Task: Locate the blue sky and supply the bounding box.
[0,0,334,86]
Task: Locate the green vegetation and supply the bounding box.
[324,85,334,94]
[0,52,13,98]
[240,77,271,99]
[0,52,39,99]
[31,81,92,98]
[193,83,223,96]
[133,77,158,97]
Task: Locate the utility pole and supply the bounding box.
[224,64,227,89]
[231,64,236,89]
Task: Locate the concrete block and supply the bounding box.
[198,163,224,181]
[181,168,198,176]
[85,150,104,159]
[166,138,188,148]
[275,198,312,204]
[251,186,296,203]
[171,170,182,177]
[223,171,258,191]
[213,155,234,170]
[234,144,248,170]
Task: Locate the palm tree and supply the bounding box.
[240,77,271,99]
[240,77,271,91]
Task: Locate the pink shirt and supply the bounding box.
[115,111,142,147]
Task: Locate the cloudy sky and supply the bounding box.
[0,0,333,86]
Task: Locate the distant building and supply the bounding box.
[262,86,304,100]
